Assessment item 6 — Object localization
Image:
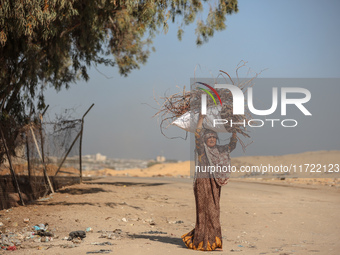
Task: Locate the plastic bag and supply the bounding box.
[171,106,228,133]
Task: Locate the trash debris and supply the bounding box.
[230,249,242,252]
[121,218,128,222]
[23,218,30,223]
[0,222,55,251]
[72,238,82,244]
[38,196,53,202]
[99,233,120,240]
[112,229,122,234]
[167,220,184,224]
[60,244,79,249]
[0,244,17,251]
[1,235,13,246]
[40,236,53,242]
[67,230,86,241]
[98,229,123,240]
[34,238,42,243]
[32,223,54,239]
[90,242,113,246]
[97,229,121,234]
[141,230,167,234]
[86,249,112,254]
[33,223,48,231]
[37,230,54,237]
[6,245,17,251]
[86,227,93,233]
[144,219,153,223]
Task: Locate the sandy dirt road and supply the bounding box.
[1,177,339,255]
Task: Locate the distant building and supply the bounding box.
[80,154,149,170]
[156,156,166,163]
[95,153,107,162]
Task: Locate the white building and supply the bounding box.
[95,153,107,162]
[156,156,166,163]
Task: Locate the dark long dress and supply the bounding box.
[182,128,237,251]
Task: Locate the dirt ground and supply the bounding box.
[0,176,339,255]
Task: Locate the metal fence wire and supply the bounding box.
[0,104,94,210]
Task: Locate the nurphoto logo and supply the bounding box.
[199,83,312,128]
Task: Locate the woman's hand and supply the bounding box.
[197,112,205,130]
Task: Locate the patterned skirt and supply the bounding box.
[182,177,223,251]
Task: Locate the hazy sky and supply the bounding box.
[44,0,340,161]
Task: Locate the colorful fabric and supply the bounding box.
[182,177,223,251]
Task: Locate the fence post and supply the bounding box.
[30,126,54,194]
[39,106,49,172]
[79,104,94,183]
[79,121,84,183]
[0,126,25,206]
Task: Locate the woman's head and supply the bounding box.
[203,129,218,148]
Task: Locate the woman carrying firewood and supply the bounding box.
[153,68,253,251]
[182,112,237,251]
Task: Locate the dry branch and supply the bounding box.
[154,63,261,151]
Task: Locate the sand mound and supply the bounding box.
[84,161,190,178]
[83,151,340,184]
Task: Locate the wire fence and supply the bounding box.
[0,104,94,210]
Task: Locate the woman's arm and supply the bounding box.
[195,113,205,156]
[227,132,237,153]
[196,112,204,132]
